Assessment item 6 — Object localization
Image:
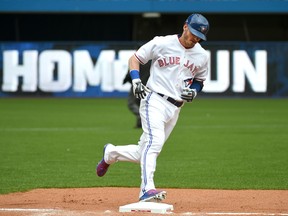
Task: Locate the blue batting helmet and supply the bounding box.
[185,14,209,41]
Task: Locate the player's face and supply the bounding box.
[180,24,201,48]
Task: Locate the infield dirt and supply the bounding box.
[0,187,287,215]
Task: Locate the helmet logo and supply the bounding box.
[200,26,208,33]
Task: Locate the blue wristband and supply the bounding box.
[190,80,204,92]
[130,70,140,80]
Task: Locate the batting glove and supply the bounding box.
[132,78,151,99]
[181,88,197,102]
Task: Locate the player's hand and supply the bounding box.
[181,88,197,102]
[132,79,151,99]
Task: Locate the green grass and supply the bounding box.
[0,98,287,194]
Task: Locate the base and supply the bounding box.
[119,202,174,214]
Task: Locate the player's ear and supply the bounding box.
[183,23,188,32]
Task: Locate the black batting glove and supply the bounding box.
[180,88,197,102]
[132,79,151,99]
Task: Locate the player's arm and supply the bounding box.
[128,55,150,99]
[129,55,140,72]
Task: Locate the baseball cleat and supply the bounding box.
[96,144,110,177]
[139,189,167,202]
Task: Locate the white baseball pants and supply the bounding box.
[104,92,181,198]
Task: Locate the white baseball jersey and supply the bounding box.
[135,34,209,100]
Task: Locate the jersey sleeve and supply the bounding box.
[134,36,161,64]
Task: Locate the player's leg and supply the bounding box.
[96,89,141,177]
[164,108,180,142]
[104,134,145,164]
[138,93,177,199]
[136,107,180,192]
[139,128,165,193]
[96,138,144,177]
[102,106,179,167]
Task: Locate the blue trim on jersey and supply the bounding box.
[142,92,153,192]
[130,69,140,80]
[190,80,204,92]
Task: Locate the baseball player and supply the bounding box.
[96,13,210,202]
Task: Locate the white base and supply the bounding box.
[119,202,174,214]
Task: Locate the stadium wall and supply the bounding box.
[0,41,287,98]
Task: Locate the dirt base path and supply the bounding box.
[0,187,287,215]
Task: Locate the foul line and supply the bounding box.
[182,213,288,216]
[0,208,59,212]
